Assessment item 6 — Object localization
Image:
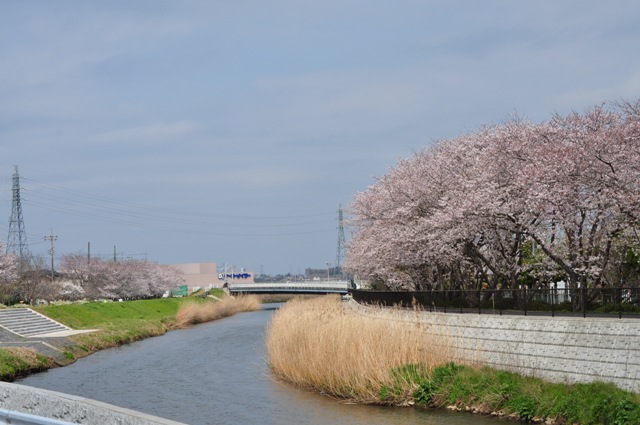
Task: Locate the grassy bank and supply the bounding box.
[266,295,640,424]
[0,348,57,381]
[417,363,640,424]
[176,295,261,326]
[0,294,260,380]
[36,298,185,354]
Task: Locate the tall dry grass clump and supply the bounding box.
[266,295,456,404]
[176,295,260,327]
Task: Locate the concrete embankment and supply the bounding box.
[0,381,186,425]
[347,300,640,393]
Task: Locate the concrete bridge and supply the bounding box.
[228,280,353,295]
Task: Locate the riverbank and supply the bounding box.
[266,295,640,424]
[0,294,260,381]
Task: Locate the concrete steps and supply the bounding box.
[0,308,71,337]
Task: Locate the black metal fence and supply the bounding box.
[349,286,640,319]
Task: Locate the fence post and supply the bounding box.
[582,285,586,318]
[618,286,623,319]
[444,290,448,314]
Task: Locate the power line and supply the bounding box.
[27,197,338,237]
[24,193,330,228]
[23,178,333,220]
[20,177,337,237]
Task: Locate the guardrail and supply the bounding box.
[349,286,640,318]
[0,409,74,425]
[0,382,186,425]
[229,281,351,295]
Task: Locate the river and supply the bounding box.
[19,304,499,425]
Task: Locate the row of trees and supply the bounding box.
[345,100,640,309]
[0,244,184,304]
[58,254,184,300]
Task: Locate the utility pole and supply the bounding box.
[335,204,346,278]
[44,230,57,280]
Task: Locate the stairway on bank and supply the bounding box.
[0,308,71,337]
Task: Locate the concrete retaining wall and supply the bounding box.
[0,382,186,425]
[348,301,640,393]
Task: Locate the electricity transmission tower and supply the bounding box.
[335,204,346,278]
[6,165,29,259]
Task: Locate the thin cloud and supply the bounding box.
[90,121,200,146]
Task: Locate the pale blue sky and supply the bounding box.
[2,1,640,274]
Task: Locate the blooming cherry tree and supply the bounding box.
[345,99,640,311]
[59,254,184,300]
[0,242,16,283]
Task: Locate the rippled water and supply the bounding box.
[19,305,497,425]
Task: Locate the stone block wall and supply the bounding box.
[348,301,640,393]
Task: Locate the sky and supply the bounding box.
[1,1,640,276]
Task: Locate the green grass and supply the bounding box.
[29,298,197,362]
[407,363,640,424]
[207,288,226,298]
[33,298,185,329]
[0,348,54,381]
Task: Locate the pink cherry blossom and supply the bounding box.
[345,99,640,310]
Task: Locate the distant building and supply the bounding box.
[171,262,255,292]
[305,267,328,280]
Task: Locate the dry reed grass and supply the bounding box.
[266,295,456,404]
[176,295,261,327]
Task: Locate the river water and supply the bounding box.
[19,305,498,425]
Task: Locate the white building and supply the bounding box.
[171,262,255,292]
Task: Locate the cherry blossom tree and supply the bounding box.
[0,242,16,283]
[518,104,640,309]
[0,242,18,304]
[58,253,91,297]
[59,254,184,300]
[345,98,640,311]
[346,159,438,288]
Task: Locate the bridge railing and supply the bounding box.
[0,408,74,425]
[349,287,640,319]
[228,281,351,294]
